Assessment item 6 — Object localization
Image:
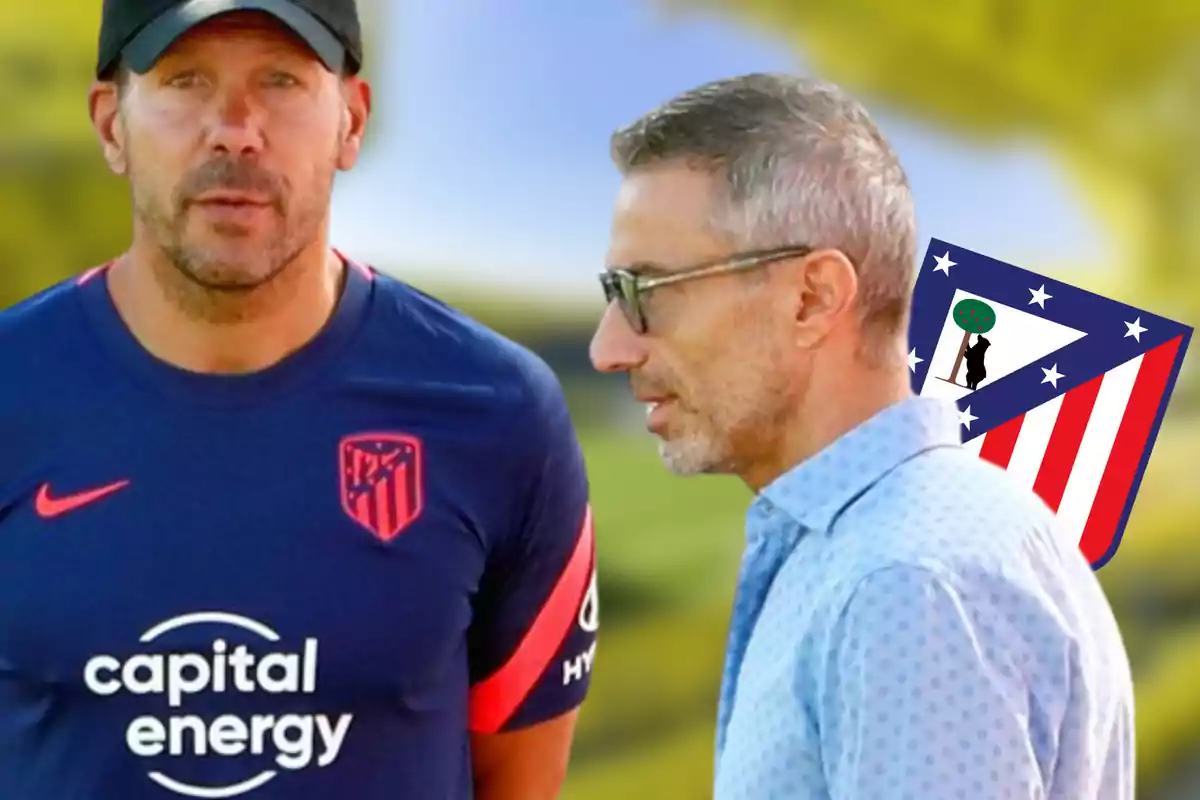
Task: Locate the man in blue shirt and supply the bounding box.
[589,73,1134,799]
[0,2,596,798]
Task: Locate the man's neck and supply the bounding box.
[741,346,913,493]
[106,241,345,375]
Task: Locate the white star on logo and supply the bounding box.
[1124,317,1147,342]
[933,252,956,275]
[958,405,978,430]
[1028,284,1052,308]
[1041,363,1064,388]
[907,348,923,372]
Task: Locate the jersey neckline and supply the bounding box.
[76,253,374,406]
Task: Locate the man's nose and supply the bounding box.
[206,88,266,155]
[589,303,647,374]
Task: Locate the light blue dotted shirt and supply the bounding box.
[713,395,1135,800]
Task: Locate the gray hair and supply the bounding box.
[610,73,917,341]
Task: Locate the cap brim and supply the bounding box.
[121,0,346,75]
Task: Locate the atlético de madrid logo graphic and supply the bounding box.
[338,433,425,542]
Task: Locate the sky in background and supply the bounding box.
[329,0,1110,299]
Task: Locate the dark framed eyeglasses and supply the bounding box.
[598,245,812,334]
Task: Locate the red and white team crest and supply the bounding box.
[909,239,1192,569]
[338,433,425,542]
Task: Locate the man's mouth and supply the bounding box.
[637,395,678,431]
[193,191,272,207]
[635,392,674,409]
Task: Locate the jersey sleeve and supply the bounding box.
[466,357,596,734]
[816,564,1051,799]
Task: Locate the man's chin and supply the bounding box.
[657,437,727,477]
[175,260,281,293]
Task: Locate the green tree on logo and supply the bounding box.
[945,298,995,385]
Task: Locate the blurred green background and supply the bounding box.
[3,2,1198,798]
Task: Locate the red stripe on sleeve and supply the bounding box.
[1079,338,1181,564]
[468,504,595,733]
[1032,375,1103,511]
[978,413,1025,468]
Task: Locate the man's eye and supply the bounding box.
[166,72,201,88]
[266,72,300,88]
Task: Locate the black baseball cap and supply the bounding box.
[96,0,362,79]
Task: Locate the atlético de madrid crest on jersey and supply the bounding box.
[908,238,1192,570]
[338,433,425,542]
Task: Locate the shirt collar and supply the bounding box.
[752,395,962,533]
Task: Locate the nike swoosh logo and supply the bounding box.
[35,480,130,519]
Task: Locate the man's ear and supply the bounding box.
[789,248,859,348]
[88,81,128,176]
[335,75,371,171]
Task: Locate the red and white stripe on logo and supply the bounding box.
[962,337,1182,564]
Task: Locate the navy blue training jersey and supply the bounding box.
[0,258,598,799]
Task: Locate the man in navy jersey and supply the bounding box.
[0,1,598,798]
